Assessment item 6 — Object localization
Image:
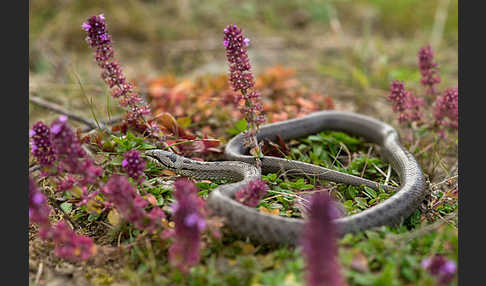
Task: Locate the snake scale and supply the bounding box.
[146,111,427,246]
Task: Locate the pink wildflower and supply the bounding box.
[168,178,207,273]
[418,45,441,95]
[50,116,103,185]
[434,88,458,132]
[29,176,51,228]
[46,221,97,262]
[301,192,344,286]
[101,175,164,233]
[421,255,457,285]
[235,179,268,207]
[122,149,146,183]
[29,121,56,166]
[388,81,424,124]
[82,14,154,134]
[223,24,265,167]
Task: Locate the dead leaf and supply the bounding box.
[107,209,121,226]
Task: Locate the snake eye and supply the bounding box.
[168,154,177,163]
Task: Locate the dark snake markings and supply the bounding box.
[146,111,427,246]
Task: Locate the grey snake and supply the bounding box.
[145,111,426,246]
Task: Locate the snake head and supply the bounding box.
[145,150,181,170]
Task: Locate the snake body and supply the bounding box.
[146,111,426,246]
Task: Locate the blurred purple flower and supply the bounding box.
[434,88,458,133]
[300,191,344,286]
[47,221,97,262]
[50,116,103,185]
[168,178,207,273]
[421,255,457,285]
[122,149,146,183]
[235,179,268,207]
[388,80,424,124]
[418,45,441,95]
[29,121,56,166]
[29,176,51,228]
[30,176,96,262]
[102,175,165,233]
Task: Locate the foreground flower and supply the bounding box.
[50,116,103,185]
[46,221,97,262]
[301,191,344,286]
[434,87,458,133]
[388,80,424,124]
[122,149,146,183]
[235,179,268,207]
[421,255,457,285]
[29,176,51,228]
[82,14,153,133]
[168,178,207,273]
[223,24,265,167]
[102,175,165,233]
[29,121,56,167]
[30,175,96,262]
[418,45,441,96]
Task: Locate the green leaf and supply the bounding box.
[363,186,378,199]
[226,119,248,135]
[235,119,248,131]
[60,202,72,214]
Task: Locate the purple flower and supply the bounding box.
[235,179,268,207]
[300,192,344,286]
[168,178,207,273]
[418,45,441,95]
[434,88,458,133]
[47,221,97,262]
[102,175,164,233]
[223,24,265,166]
[388,80,424,124]
[29,121,56,166]
[122,150,146,183]
[82,14,155,134]
[421,255,457,285]
[29,176,51,228]
[30,176,96,262]
[224,24,254,93]
[50,116,103,185]
[81,22,91,32]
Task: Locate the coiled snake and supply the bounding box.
[145,111,426,246]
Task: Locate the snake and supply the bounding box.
[145,110,427,246]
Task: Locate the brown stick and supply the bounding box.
[29,95,107,131]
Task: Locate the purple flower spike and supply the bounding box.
[102,175,165,233]
[235,179,268,207]
[168,178,207,273]
[223,24,265,166]
[418,45,441,95]
[82,14,155,134]
[422,255,457,285]
[300,191,344,286]
[47,221,97,262]
[122,149,146,183]
[388,80,424,124]
[434,87,458,134]
[29,176,51,228]
[50,117,103,185]
[29,121,56,167]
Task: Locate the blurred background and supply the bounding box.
[29,0,458,127]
